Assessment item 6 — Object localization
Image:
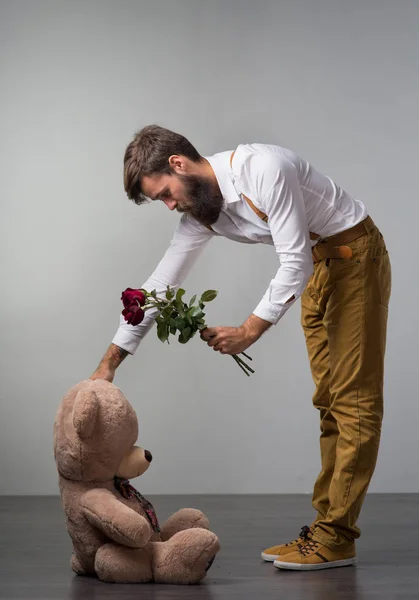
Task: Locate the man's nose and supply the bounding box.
[144,450,153,463]
[163,198,177,211]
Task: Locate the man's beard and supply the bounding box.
[177,174,224,227]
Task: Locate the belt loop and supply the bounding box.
[365,215,374,232]
[312,246,321,263]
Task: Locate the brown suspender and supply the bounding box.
[204,150,371,285]
[205,151,267,232]
[206,150,320,241]
[229,151,270,223]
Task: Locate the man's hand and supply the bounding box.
[89,344,129,383]
[200,314,272,355]
[200,325,251,355]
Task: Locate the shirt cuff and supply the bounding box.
[111,305,160,355]
[252,296,295,325]
[111,329,140,355]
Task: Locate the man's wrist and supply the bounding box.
[241,314,272,344]
[101,344,130,370]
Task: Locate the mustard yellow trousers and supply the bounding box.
[301,219,391,547]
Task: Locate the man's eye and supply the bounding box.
[162,191,170,199]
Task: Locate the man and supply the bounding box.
[91,125,391,571]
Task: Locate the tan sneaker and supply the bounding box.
[273,539,356,570]
[261,525,313,562]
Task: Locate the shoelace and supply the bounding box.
[285,525,312,547]
[299,539,321,556]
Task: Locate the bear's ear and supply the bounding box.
[73,388,99,438]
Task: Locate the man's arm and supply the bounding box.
[90,343,129,382]
[202,152,313,355]
[90,214,213,381]
[201,300,296,355]
[200,313,271,355]
[251,153,313,323]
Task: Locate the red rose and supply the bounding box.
[122,305,145,326]
[121,288,146,309]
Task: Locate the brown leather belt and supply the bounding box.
[311,216,375,263]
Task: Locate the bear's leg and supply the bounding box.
[71,553,88,575]
[95,543,153,583]
[151,528,220,585]
[160,508,210,541]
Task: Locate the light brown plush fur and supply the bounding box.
[53,379,220,584]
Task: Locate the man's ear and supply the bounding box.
[168,154,186,173]
[73,388,99,439]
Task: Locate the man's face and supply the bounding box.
[141,172,224,227]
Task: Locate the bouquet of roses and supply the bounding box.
[120,286,255,376]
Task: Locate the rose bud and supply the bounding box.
[122,305,145,326]
[121,288,146,309]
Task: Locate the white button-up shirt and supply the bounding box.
[112,143,368,354]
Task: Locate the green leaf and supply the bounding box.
[170,325,177,335]
[150,289,158,300]
[173,316,187,330]
[200,289,218,303]
[176,288,185,302]
[178,327,192,344]
[189,306,204,319]
[166,285,175,300]
[189,294,197,307]
[174,299,185,317]
[197,323,207,330]
[160,307,172,321]
[157,321,169,343]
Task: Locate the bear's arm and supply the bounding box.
[81,489,152,548]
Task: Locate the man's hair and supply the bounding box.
[123,125,202,204]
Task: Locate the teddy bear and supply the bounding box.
[53,378,220,584]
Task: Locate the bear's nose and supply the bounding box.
[145,450,153,463]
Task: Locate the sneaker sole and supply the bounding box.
[273,557,357,571]
[261,552,280,562]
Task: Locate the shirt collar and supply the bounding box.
[204,150,241,207]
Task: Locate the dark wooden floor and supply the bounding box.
[0,494,417,599]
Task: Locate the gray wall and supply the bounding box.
[1,0,417,495]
